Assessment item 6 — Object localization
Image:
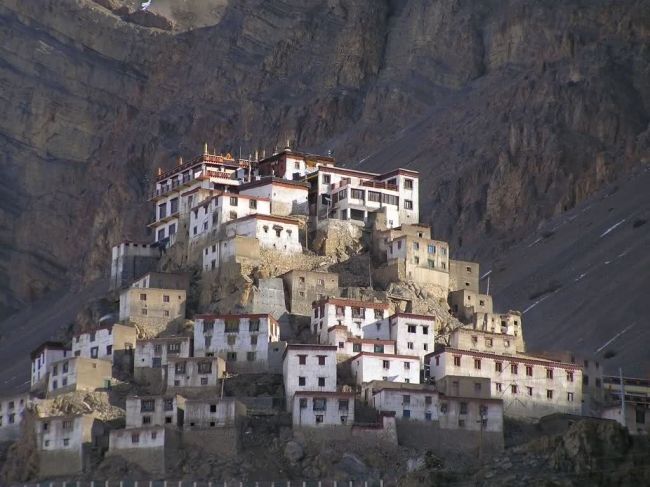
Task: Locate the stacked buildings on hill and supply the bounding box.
[2,144,636,480]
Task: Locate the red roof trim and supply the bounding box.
[430,348,582,370]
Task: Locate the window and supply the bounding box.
[440,403,448,414]
[250,335,258,346]
[428,244,435,254]
[226,352,237,361]
[225,319,239,333]
[567,392,574,402]
[460,402,468,414]
[63,438,70,446]
[495,362,502,373]
[131,433,140,444]
[313,398,326,411]
[318,377,325,387]
[62,361,69,373]
[382,360,390,370]
[165,416,173,424]
[504,339,510,348]
[230,196,238,206]
[315,415,324,424]
[495,383,503,392]
[141,400,155,412]
[511,385,518,394]
[636,408,645,425]
[402,409,411,418]
[167,342,180,354]
[510,363,518,374]
[368,190,381,202]
[404,179,413,190]
[62,420,72,430]
[423,343,429,351]
[474,382,482,392]
[546,368,554,380]
[526,366,533,377]
[527,387,533,396]
[227,335,236,346]
[247,352,256,362]
[454,356,461,367]
[474,359,481,370]
[106,345,112,355]
[322,174,331,184]
[404,362,411,370]
[339,400,349,411]
[140,293,147,301]
[164,399,173,411]
[407,342,414,350]
[141,309,148,316]
[52,365,58,376]
[547,390,554,400]
[298,355,307,365]
[404,200,413,210]
[200,377,208,385]
[298,377,306,386]
[374,344,384,354]
[407,325,416,334]
[352,343,361,353]
[249,319,260,332]
[351,189,365,200]
[91,347,98,358]
[249,199,257,209]
[567,371,574,382]
[198,361,212,374]
[413,242,419,251]
[299,398,308,409]
[174,362,186,374]
[142,416,152,425]
[318,355,326,365]
[485,338,493,347]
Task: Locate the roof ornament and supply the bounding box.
[203,142,208,155]
[177,156,183,166]
[157,167,162,176]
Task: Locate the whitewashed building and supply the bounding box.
[283,344,338,411]
[71,324,136,361]
[426,347,583,419]
[0,393,30,441]
[365,382,439,421]
[310,166,419,227]
[350,352,421,385]
[312,298,390,344]
[167,357,225,391]
[31,342,69,390]
[125,395,179,428]
[337,337,396,358]
[46,357,113,396]
[255,148,334,181]
[193,313,280,372]
[149,151,246,244]
[189,191,271,242]
[224,214,303,253]
[135,336,192,369]
[184,398,246,429]
[239,177,309,216]
[388,313,437,362]
[119,287,187,331]
[292,391,355,427]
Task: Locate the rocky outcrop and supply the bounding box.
[0,0,648,319]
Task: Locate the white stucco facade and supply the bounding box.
[125,396,179,428]
[224,214,303,253]
[350,353,421,385]
[134,337,192,369]
[31,342,69,389]
[167,357,225,390]
[71,324,136,361]
[0,393,30,441]
[194,314,280,372]
[239,178,309,216]
[283,345,338,411]
[389,313,436,363]
[312,298,390,344]
[370,386,439,421]
[427,349,583,419]
[292,392,355,427]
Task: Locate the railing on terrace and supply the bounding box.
[12,480,389,487]
[360,181,397,191]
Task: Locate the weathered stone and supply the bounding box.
[284,440,304,464]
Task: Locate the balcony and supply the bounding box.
[361,180,398,191]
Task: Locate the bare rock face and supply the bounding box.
[0,0,648,318]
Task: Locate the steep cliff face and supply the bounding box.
[0,0,648,317]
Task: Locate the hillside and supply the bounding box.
[0,0,648,319]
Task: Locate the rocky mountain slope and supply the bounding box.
[0,0,648,325]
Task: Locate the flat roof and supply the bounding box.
[31,341,67,360]
[313,297,389,310]
[350,352,420,361]
[429,347,582,370]
[194,313,278,325]
[389,312,436,322]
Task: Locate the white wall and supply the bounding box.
[312,300,390,344]
[167,357,223,389]
[32,346,69,387]
[389,315,436,363]
[283,346,337,411]
[134,337,191,369]
[292,394,355,426]
[125,396,178,428]
[373,389,438,421]
[350,353,421,385]
[109,426,165,450]
[429,350,582,419]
